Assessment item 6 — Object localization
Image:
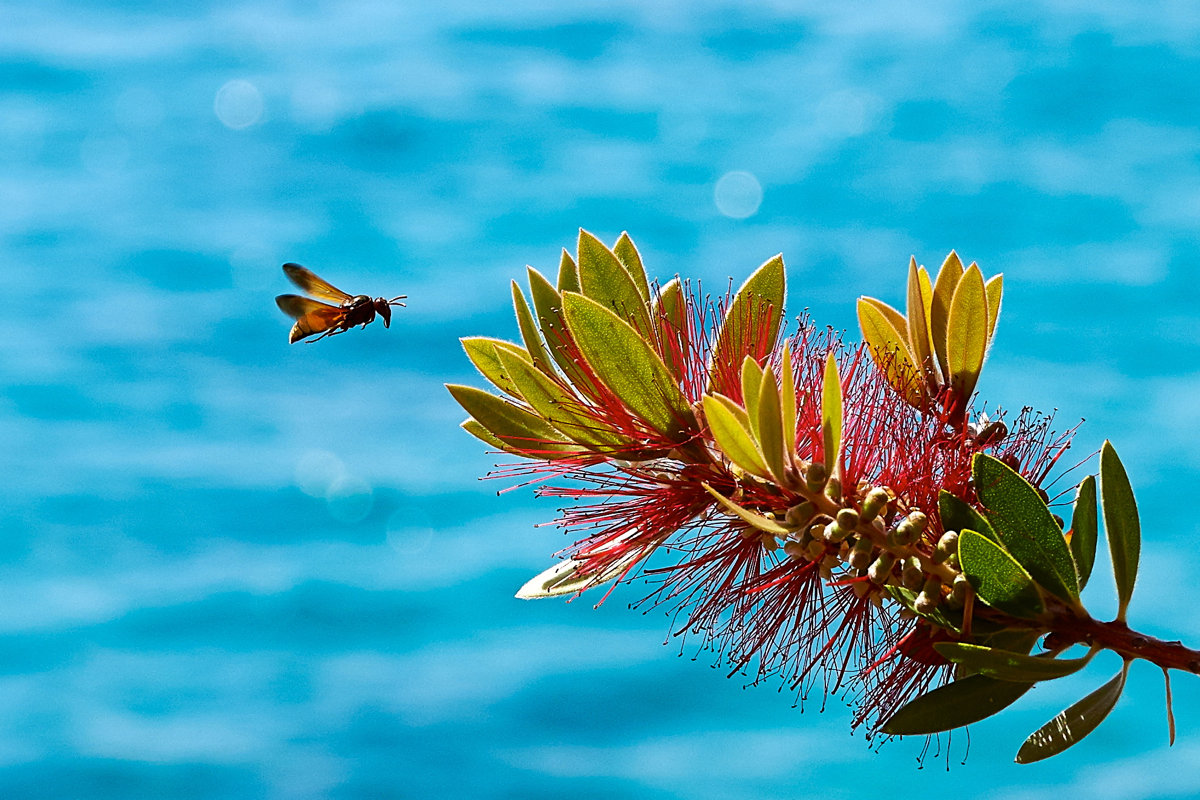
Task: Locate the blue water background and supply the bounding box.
[4,2,1200,797]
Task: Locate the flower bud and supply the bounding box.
[805,538,826,561]
[849,536,874,570]
[760,534,779,551]
[785,501,816,527]
[825,520,851,543]
[805,462,827,492]
[915,576,943,614]
[933,531,959,563]
[901,556,924,590]
[860,487,890,523]
[836,507,859,531]
[783,541,805,559]
[868,552,896,585]
[824,476,843,502]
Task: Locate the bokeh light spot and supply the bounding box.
[214,79,263,130]
[714,171,763,219]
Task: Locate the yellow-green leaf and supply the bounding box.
[576,229,654,341]
[652,277,687,381]
[757,368,786,483]
[613,231,650,302]
[461,337,530,399]
[907,259,938,391]
[702,483,789,536]
[741,355,764,433]
[512,281,554,375]
[857,297,923,407]
[1070,475,1099,590]
[945,262,989,404]
[557,248,580,293]
[702,394,771,479]
[708,254,785,395]
[447,384,584,458]
[930,251,964,381]
[985,273,1003,345]
[822,353,842,477]
[780,343,797,469]
[526,267,600,398]
[495,349,630,450]
[561,292,695,441]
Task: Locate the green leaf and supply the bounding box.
[883,585,963,632]
[446,384,584,458]
[882,674,1033,735]
[702,394,772,479]
[1070,476,1099,590]
[958,529,1045,619]
[756,368,786,483]
[938,490,1000,543]
[512,281,554,374]
[613,231,650,302]
[934,643,1095,683]
[945,262,989,404]
[973,453,1079,603]
[526,268,600,398]
[557,248,580,293]
[576,229,654,341]
[702,483,789,536]
[562,292,695,442]
[1100,441,1141,621]
[651,278,688,381]
[708,255,785,395]
[821,353,842,477]
[1016,663,1129,764]
[495,350,631,450]
[929,251,964,382]
[856,297,923,407]
[461,337,530,399]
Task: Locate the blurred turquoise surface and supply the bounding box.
[4,2,1200,797]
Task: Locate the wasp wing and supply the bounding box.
[282,263,352,304]
[276,294,346,343]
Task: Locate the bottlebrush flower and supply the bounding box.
[448,229,1200,763]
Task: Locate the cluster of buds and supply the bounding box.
[449,229,1199,764]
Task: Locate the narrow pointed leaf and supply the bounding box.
[461,337,531,399]
[495,350,631,450]
[516,553,637,599]
[447,384,584,457]
[741,355,764,429]
[702,394,772,479]
[526,268,601,397]
[1016,664,1129,764]
[984,273,1003,345]
[906,258,938,390]
[613,231,650,302]
[577,229,654,340]
[1070,476,1099,590]
[882,674,1033,735]
[930,251,964,381]
[974,453,1079,602]
[958,529,1045,619]
[512,281,554,374]
[945,263,989,404]
[780,343,797,468]
[651,277,687,380]
[557,248,580,293]
[756,368,787,483]
[561,292,695,442]
[822,353,842,477]
[708,255,785,395]
[939,490,1000,544]
[857,297,923,407]
[884,585,963,632]
[1100,441,1140,620]
[461,418,516,454]
[702,483,789,536]
[934,643,1095,683]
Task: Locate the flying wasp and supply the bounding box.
[275,263,406,343]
